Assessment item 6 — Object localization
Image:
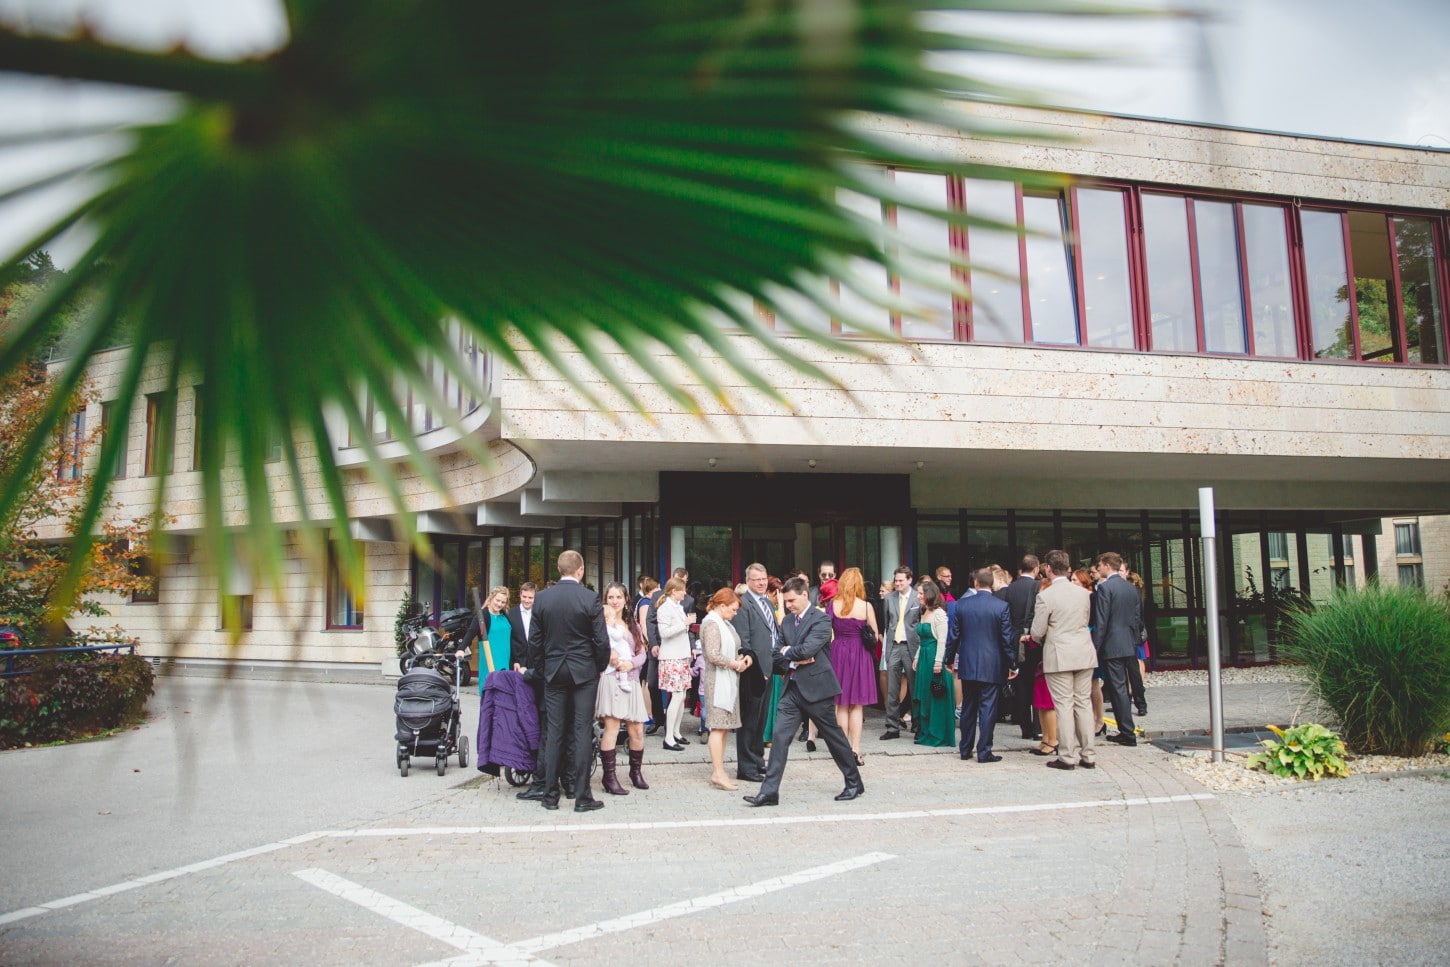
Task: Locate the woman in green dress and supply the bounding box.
[477,585,513,694]
[912,579,955,748]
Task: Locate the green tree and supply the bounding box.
[0,1,1108,601]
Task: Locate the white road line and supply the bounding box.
[0,793,1212,927]
[292,869,552,967]
[513,851,894,954]
[0,832,324,927]
[324,793,1216,839]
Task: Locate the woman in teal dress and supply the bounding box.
[912,580,955,748]
[477,585,512,694]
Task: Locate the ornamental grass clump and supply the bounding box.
[1278,584,1450,757]
[1247,723,1349,780]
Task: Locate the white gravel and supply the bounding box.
[1173,748,1450,793]
[1146,665,1306,688]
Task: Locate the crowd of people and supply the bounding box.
[471,547,1149,812]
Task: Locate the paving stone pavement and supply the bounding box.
[0,671,1405,966]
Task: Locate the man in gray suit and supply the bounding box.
[744,576,864,806]
[1031,549,1098,771]
[880,566,920,740]
[1093,551,1143,746]
[731,562,777,782]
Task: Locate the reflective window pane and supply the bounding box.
[1022,193,1079,345]
[1302,209,1353,359]
[1194,200,1247,354]
[1242,204,1297,357]
[1395,217,1447,364]
[892,171,956,341]
[1348,210,1396,361]
[1076,188,1135,349]
[1142,193,1198,352]
[836,188,891,336]
[963,178,1024,343]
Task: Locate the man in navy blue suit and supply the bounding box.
[944,568,1018,763]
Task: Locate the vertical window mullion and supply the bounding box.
[1015,184,1032,343]
[1127,188,1151,350]
[1185,198,1207,353]
[1068,186,1089,345]
[1235,203,1257,356]
[885,169,903,337]
[1386,213,1411,363]
[955,176,973,342]
[1287,202,1311,360]
[1340,211,1362,360]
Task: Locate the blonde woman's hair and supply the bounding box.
[663,578,686,595]
[488,585,511,607]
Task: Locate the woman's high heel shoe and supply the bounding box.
[805,739,817,753]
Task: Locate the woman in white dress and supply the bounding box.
[699,587,749,790]
[655,578,693,752]
[596,582,648,794]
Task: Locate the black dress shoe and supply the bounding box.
[1108,733,1138,747]
[645,723,661,736]
[736,772,766,783]
[879,730,901,741]
[834,784,865,801]
[541,795,561,810]
[662,740,684,752]
[743,793,779,807]
[1045,759,1075,771]
[1079,760,1097,769]
[574,796,605,813]
[977,754,1003,763]
[805,740,817,753]
[515,788,545,801]
[1136,706,1148,717]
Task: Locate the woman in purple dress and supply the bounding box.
[829,567,880,766]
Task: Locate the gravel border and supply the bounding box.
[1173,748,1450,792]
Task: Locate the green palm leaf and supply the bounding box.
[0,0,1126,614]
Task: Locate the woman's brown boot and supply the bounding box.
[627,748,649,790]
[600,747,629,796]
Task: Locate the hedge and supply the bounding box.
[0,653,155,749]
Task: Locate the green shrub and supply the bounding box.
[1278,583,1450,756]
[0,653,154,749]
[1247,723,1349,780]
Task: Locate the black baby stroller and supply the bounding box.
[394,655,469,777]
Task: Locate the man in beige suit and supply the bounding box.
[1031,549,1097,771]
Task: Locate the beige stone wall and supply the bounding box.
[865,103,1450,211]
[1372,514,1450,594]
[92,538,409,665]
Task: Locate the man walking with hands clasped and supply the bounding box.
[744,576,864,807]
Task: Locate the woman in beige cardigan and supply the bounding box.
[699,587,749,791]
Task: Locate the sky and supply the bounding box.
[1,0,1447,265]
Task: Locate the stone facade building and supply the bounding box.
[49,104,1450,672]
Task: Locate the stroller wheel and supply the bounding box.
[399,756,409,777]
[436,755,447,776]
[459,735,469,768]
[504,767,531,787]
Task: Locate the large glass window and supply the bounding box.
[963,178,1025,343]
[1076,188,1135,349]
[891,171,956,341]
[100,401,128,479]
[1394,521,1422,555]
[327,546,363,629]
[1242,204,1297,357]
[1022,194,1079,345]
[1142,193,1198,352]
[1195,200,1248,354]
[1395,217,1447,364]
[1348,211,1397,361]
[143,391,175,476]
[1302,210,1354,359]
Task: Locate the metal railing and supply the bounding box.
[2,642,139,678]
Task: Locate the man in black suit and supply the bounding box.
[1092,551,1143,747]
[997,554,1041,739]
[744,576,863,807]
[527,550,611,811]
[507,582,536,668]
[731,562,777,782]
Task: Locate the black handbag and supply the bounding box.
[860,624,877,651]
[930,677,947,699]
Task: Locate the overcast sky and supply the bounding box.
[2,0,1447,265]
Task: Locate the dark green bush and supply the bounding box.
[1279,584,1450,756]
[0,653,155,749]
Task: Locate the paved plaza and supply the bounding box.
[2,674,1447,965]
